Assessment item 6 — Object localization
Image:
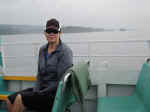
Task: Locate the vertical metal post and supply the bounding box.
[33,42,40,57]
[88,41,91,62]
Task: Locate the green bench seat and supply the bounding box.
[0,76,15,100]
[0,91,14,100]
[0,92,13,95]
[0,109,7,112]
[0,76,36,100]
[97,62,150,112]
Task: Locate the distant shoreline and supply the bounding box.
[0,24,131,35]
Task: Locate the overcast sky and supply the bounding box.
[0,0,150,29]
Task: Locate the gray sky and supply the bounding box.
[0,0,150,28]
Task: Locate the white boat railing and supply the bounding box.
[1,40,150,87]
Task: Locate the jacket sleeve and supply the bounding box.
[57,48,73,81]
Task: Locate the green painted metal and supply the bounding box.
[136,63,150,111]
[98,94,147,112]
[0,77,6,91]
[71,62,91,103]
[52,62,90,112]
[0,109,7,112]
[0,91,13,95]
[97,63,150,112]
[0,37,4,75]
[0,53,3,68]
[51,81,76,112]
[0,37,3,68]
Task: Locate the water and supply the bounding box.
[1,31,150,44]
[1,31,150,83]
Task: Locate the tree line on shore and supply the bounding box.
[0,24,130,35]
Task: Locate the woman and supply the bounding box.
[6,18,73,112]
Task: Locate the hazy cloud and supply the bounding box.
[0,0,150,29]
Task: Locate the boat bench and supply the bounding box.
[0,76,36,101]
[0,62,91,112]
[97,61,150,112]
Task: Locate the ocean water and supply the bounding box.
[1,31,150,80]
[1,31,150,44]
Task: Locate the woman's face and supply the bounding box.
[45,29,61,44]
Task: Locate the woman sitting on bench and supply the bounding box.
[5,18,73,112]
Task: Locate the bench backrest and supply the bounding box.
[51,81,76,112]
[71,62,90,103]
[136,63,150,110]
[52,62,90,112]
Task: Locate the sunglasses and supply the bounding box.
[45,29,59,34]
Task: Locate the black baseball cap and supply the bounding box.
[45,18,61,32]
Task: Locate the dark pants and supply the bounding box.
[8,88,56,112]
